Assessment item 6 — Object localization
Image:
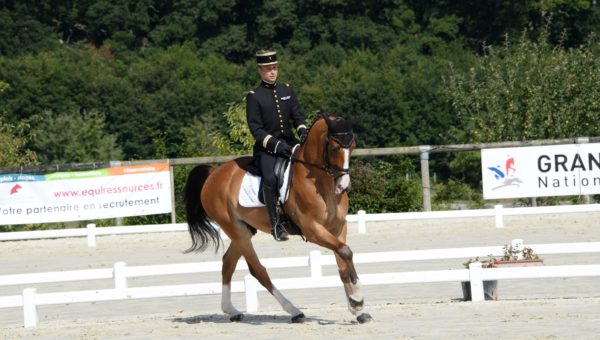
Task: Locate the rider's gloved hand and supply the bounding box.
[266,136,292,157]
[276,140,292,157]
[298,127,308,144]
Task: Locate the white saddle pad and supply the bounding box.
[239,161,292,208]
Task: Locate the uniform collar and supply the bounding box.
[261,80,277,89]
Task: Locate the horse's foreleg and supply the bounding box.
[334,246,362,309]
[306,222,372,323]
[335,246,372,323]
[221,243,243,321]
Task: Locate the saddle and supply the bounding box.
[261,156,289,204]
[237,152,303,238]
[240,155,292,206]
[237,157,293,207]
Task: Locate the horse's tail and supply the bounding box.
[183,164,221,253]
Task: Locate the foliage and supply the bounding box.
[178,116,225,158]
[0,117,38,167]
[501,244,540,261]
[446,152,482,187]
[349,159,422,213]
[463,244,541,268]
[0,8,59,56]
[218,100,254,154]
[444,31,600,143]
[432,178,483,210]
[0,45,249,159]
[1,1,600,230]
[2,0,598,58]
[30,109,123,164]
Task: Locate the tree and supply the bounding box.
[0,118,37,167]
[444,31,600,143]
[0,126,37,167]
[349,159,422,213]
[0,8,58,56]
[30,109,123,164]
[539,0,600,48]
[0,81,36,166]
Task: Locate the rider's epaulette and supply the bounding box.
[248,90,255,94]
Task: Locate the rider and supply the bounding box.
[246,50,308,241]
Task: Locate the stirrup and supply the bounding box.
[272,224,289,241]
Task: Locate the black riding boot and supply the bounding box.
[263,184,289,241]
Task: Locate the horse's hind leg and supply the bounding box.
[221,242,244,321]
[236,237,305,323]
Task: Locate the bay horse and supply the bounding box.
[183,112,372,324]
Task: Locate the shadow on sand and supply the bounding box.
[170,313,351,326]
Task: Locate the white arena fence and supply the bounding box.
[2,203,600,245]
[1,240,600,328]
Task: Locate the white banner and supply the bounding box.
[481,143,600,199]
[0,163,172,225]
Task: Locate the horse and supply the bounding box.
[183,112,372,324]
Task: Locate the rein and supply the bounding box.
[293,158,349,180]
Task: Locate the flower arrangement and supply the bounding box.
[501,243,540,261]
[464,242,541,268]
[461,241,544,301]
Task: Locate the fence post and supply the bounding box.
[357,210,367,234]
[244,274,259,312]
[113,262,127,290]
[468,262,484,302]
[86,223,96,247]
[23,288,38,328]
[419,145,432,212]
[169,164,177,224]
[309,250,322,277]
[494,204,504,228]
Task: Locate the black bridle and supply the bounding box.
[293,131,355,181]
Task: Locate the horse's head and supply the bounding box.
[299,112,357,195]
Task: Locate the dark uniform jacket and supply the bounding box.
[246,81,307,154]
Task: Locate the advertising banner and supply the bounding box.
[0,163,172,225]
[481,143,600,199]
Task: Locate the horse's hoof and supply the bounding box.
[291,313,305,323]
[357,313,372,324]
[230,314,244,322]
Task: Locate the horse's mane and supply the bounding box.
[306,112,327,131]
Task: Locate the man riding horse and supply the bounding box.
[245,50,308,241]
[184,103,371,323]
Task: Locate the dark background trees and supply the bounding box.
[1,0,598,218]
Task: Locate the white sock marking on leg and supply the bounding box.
[273,287,302,316]
[221,284,241,316]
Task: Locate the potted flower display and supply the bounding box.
[462,240,543,301]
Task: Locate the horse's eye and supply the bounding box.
[332,145,340,154]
